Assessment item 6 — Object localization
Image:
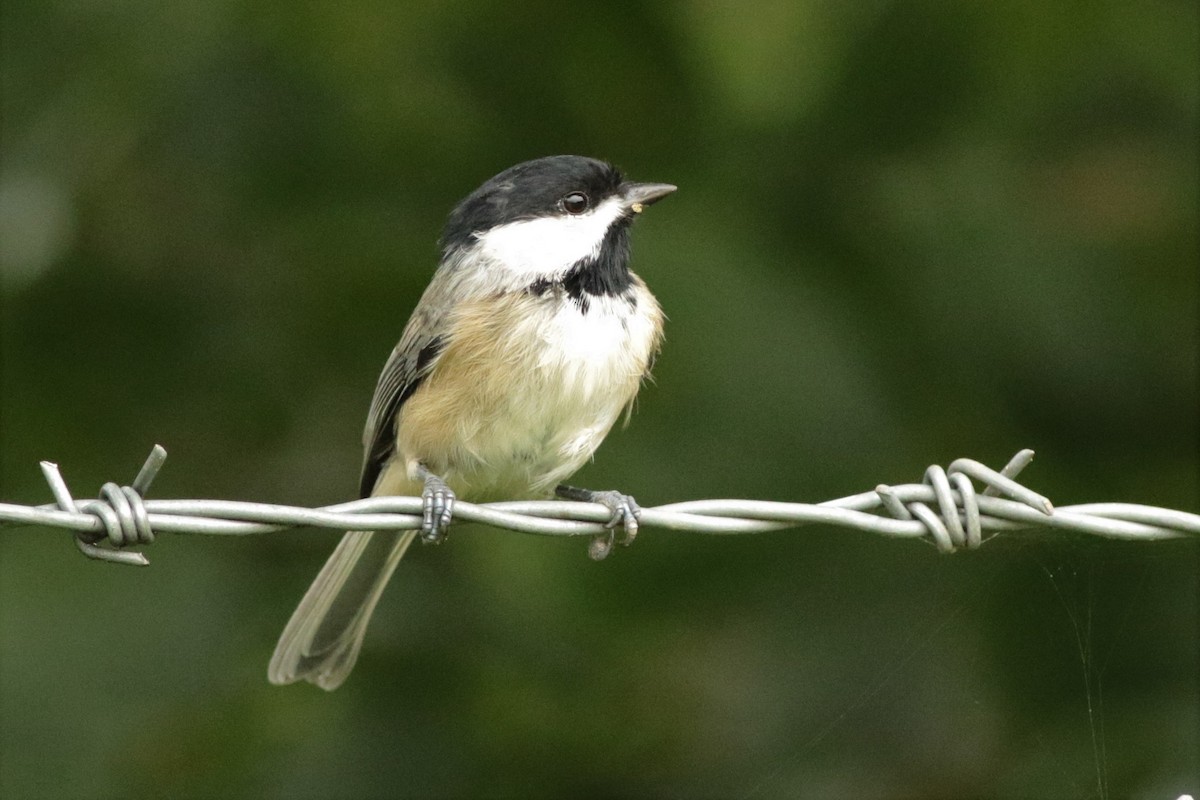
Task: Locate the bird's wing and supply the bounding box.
[358,267,468,498]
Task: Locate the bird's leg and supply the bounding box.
[555,484,641,560]
[416,463,455,544]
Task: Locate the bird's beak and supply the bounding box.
[621,182,677,214]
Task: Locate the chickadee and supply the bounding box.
[269,155,675,690]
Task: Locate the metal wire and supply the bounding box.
[0,446,1196,566]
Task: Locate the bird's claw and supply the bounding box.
[555,484,642,561]
[586,490,640,561]
[420,473,455,544]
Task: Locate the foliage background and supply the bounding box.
[2,2,1196,797]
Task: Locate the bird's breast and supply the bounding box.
[394,281,663,498]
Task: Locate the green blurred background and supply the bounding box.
[2,1,1197,797]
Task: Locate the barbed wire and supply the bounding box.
[0,445,1196,566]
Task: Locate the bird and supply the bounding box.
[268,155,675,690]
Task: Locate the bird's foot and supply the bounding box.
[418,467,455,544]
[555,485,641,561]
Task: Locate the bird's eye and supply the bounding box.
[561,192,589,215]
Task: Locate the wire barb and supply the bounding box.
[2,447,1197,564]
[34,445,168,566]
[872,449,1054,553]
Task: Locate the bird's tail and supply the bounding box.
[268,529,417,690]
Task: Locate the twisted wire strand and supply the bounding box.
[1,446,1196,567]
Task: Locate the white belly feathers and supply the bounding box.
[393,282,663,499]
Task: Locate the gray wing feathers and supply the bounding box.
[270,257,489,689]
[358,244,536,491]
[358,271,465,498]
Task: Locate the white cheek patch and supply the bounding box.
[475,196,625,279]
